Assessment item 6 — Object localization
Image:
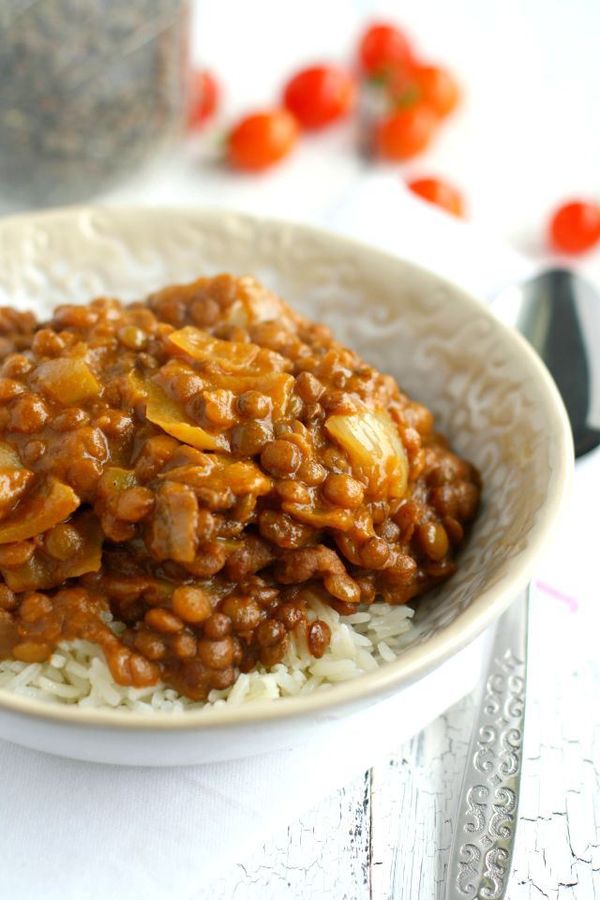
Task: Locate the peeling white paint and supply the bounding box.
[203,585,600,900]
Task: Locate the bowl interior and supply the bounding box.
[0,206,572,724]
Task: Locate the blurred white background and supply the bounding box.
[109,0,600,261]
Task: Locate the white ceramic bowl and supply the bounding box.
[0,207,572,765]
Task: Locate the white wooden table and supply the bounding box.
[205,577,600,899]
[106,2,600,895]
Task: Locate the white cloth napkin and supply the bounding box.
[0,634,485,900]
[0,175,574,900]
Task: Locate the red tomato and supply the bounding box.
[358,22,415,77]
[548,201,600,254]
[187,70,219,129]
[407,177,465,217]
[374,105,438,161]
[283,65,355,130]
[227,110,299,172]
[413,64,460,118]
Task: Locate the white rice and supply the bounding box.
[0,597,415,714]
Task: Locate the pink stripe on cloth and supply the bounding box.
[535,579,579,612]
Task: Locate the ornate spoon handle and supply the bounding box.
[445,588,529,900]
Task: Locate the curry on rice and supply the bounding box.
[0,275,480,701]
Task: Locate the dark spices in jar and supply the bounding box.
[0,0,189,210]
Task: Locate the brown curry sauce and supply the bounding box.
[0,275,480,700]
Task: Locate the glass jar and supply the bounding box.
[0,0,189,210]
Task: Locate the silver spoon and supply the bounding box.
[498,267,600,457]
[446,268,600,897]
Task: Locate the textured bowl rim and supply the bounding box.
[0,205,574,731]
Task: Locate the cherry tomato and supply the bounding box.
[187,70,219,129]
[375,105,438,161]
[548,200,600,254]
[283,65,355,130]
[358,22,415,77]
[413,63,460,118]
[407,177,465,217]
[227,110,299,172]
[384,67,420,106]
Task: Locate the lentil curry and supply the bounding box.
[0,275,480,701]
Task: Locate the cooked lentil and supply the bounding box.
[0,274,480,700]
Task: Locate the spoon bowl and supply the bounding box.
[496,268,600,457]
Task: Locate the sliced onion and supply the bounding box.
[281,502,354,531]
[33,358,101,404]
[325,409,408,500]
[216,372,294,418]
[168,326,286,374]
[129,372,228,451]
[0,442,34,521]
[0,477,79,544]
[226,277,292,328]
[0,468,35,520]
[0,441,23,469]
[164,457,272,498]
[1,510,102,591]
